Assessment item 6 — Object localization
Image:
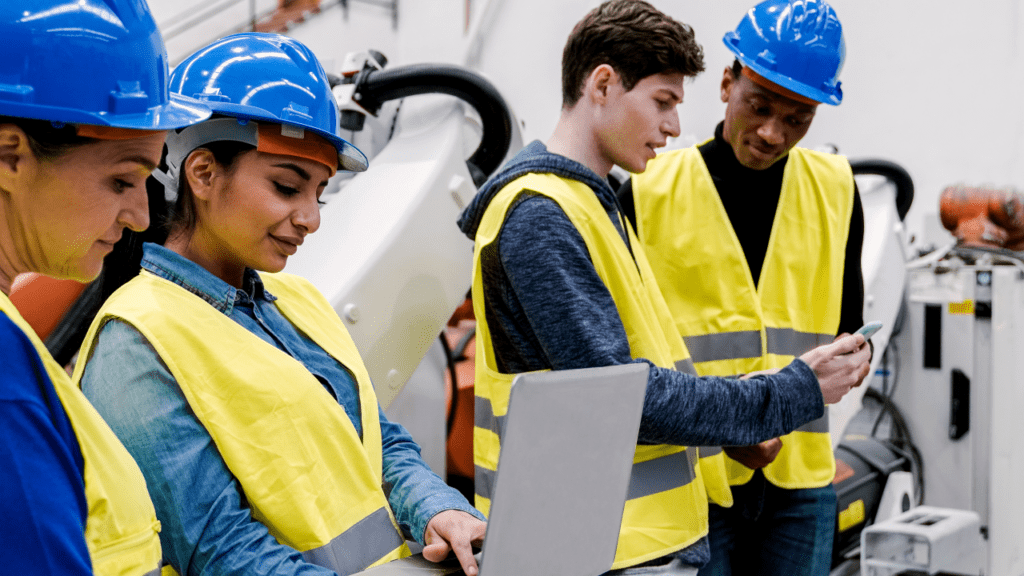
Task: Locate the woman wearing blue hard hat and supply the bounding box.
[73,32,487,576]
[0,1,210,575]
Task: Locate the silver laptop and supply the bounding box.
[354,363,650,576]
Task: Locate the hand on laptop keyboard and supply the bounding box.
[423,510,487,576]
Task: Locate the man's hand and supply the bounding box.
[724,438,783,469]
[422,510,486,576]
[835,332,872,388]
[799,333,870,404]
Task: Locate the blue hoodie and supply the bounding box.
[458,141,826,567]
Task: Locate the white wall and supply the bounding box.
[396,0,1024,244]
[148,0,399,69]
[150,0,1024,243]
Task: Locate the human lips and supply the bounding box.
[270,234,303,255]
[95,233,122,251]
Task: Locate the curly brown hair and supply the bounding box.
[561,0,705,108]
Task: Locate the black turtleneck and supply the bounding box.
[618,122,865,337]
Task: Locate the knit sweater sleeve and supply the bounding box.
[496,196,824,447]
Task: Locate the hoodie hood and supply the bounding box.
[457,140,617,240]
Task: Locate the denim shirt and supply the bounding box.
[80,243,482,576]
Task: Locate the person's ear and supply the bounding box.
[720,66,735,104]
[183,149,220,201]
[0,124,37,193]
[586,64,620,105]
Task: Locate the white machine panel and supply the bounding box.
[895,260,1024,576]
[831,174,909,447]
[862,506,985,576]
[285,96,478,408]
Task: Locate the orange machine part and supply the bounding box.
[8,273,88,340]
[444,317,477,481]
[254,0,322,33]
[940,185,1024,250]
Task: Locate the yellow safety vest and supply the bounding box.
[633,146,854,495]
[73,271,410,576]
[0,293,163,576]
[471,173,707,570]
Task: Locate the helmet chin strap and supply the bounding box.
[160,117,260,202]
[152,167,178,204]
[158,116,340,202]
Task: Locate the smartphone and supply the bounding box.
[855,321,883,340]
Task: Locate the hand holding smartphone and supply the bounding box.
[855,321,883,340]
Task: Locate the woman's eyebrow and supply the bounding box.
[120,155,159,172]
[273,163,311,181]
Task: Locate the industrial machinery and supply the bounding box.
[827,159,921,572]
[281,52,522,474]
[874,245,1024,575]
[829,177,1024,575]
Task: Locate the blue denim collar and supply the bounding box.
[139,243,276,315]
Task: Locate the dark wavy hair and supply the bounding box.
[561,0,705,108]
[163,140,254,237]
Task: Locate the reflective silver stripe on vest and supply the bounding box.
[626,449,697,500]
[765,327,832,357]
[478,451,697,503]
[795,407,830,434]
[475,465,497,501]
[674,358,697,375]
[475,399,700,502]
[698,446,722,458]
[301,506,404,576]
[683,331,761,363]
[474,394,502,503]
[475,396,506,438]
[144,568,162,576]
[685,328,834,364]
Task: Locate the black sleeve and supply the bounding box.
[837,181,865,336]
[616,178,637,231]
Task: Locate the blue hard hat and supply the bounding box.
[169,33,367,172]
[0,0,210,129]
[723,0,845,105]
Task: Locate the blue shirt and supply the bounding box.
[0,311,93,575]
[80,243,482,576]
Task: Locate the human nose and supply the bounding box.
[663,110,681,139]
[756,116,785,145]
[119,181,150,233]
[294,196,321,235]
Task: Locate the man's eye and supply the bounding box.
[751,103,770,115]
[113,179,133,194]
